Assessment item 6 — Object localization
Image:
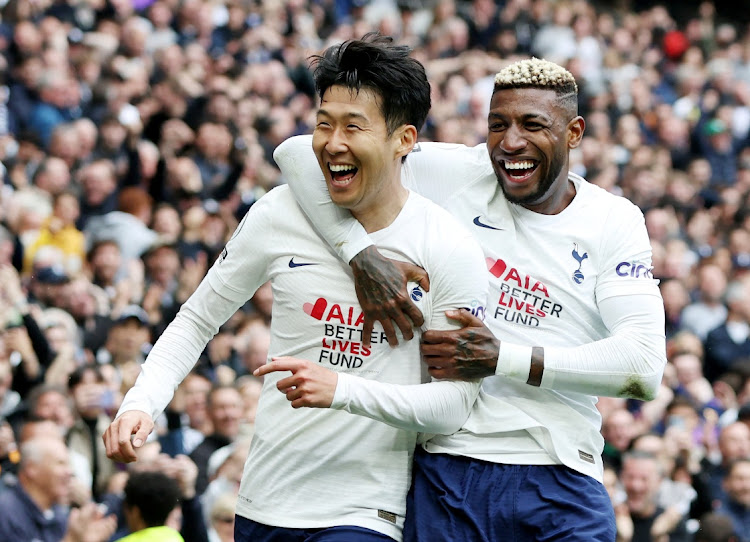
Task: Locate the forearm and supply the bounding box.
[331,373,480,434]
[274,135,372,262]
[496,294,666,400]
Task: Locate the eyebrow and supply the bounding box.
[316,109,369,123]
[488,112,552,123]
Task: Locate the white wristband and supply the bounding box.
[496,342,533,382]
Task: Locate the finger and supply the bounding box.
[114,423,137,462]
[421,329,456,345]
[401,300,425,328]
[444,308,483,327]
[420,340,455,357]
[391,311,415,341]
[276,374,300,392]
[132,420,152,450]
[285,387,304,405]
[380,318,399,347]
[361,317,374,348]
[428,367,453,380]
[398,262,430,293]
[254,358,301,377]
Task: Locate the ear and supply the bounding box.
[394,124,417,159]
[567,116,585,150]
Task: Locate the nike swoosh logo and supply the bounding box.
[473,216,502,230]
[289,257,318,268]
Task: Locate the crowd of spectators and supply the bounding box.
[0,0,750,540]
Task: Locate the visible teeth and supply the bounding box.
[330,164,356,172]
[504,160,535,170]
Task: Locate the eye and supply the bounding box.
[316,121,330,128]
[526,122,544,131]
[347,124,362,130]
[488,122,505,132]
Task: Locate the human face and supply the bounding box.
[209,388,243,439]
[621,456,660,516]
[725,461,750,507]
[31,438,73,506]
[312,85,412,227]
[487,88,584,214]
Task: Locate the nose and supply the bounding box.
[499,124,527,153]
[325,127,348,154]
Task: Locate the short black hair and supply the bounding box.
[124,471,181,528]
[310,32,431,135]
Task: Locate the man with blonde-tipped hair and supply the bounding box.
[277,56,666,540]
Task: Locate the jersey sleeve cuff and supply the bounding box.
[330,371,353,410]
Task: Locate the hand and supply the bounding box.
[0,264,26,307]
[254,357,337,408]
[350,246,430,347]
[172,454,199,499]
[421,309,499,380]
[102,410,154,463]
[64,502,117,542]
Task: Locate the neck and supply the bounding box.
[21,478,53,512]
[352,168,409,233]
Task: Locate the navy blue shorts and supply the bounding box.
[404,448,616,542]
[234,515,397,541]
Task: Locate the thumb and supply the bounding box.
[132,423,152,449]
[444,308,481,326]
[398,262,430,292]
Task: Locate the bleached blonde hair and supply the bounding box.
[494,58,578,95]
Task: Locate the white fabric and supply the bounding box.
[276,135,667,482]
[118,185,487,540]
[496,342,532,380]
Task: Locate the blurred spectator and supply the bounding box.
[695,512,740,542]
[705,279,750,383]
[206,490,236,542]
[694,422,750,519]
[717,458,750,541]
[62,276,113,359]
[5,0,750,536]
[189,385,243,495]
[84,186,158,268]
[602,406,638,472]
[66,364,119,500]
[682,263,729,341]
[619,450,692,542]
[101,448,208,542]
[0,436,116,541]
[116,470,184,542]
[23,191,85,275]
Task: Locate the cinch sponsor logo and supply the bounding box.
[486,258,563,327]
[615,261,653,279]
[461,299,486,320]
[303,297,389,369]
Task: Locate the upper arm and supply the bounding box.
[403,142,494,206]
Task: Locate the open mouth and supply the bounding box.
[501,159,538,183]
[328,163,358,186]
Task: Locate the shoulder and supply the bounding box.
[571,174,646,231]
[573,174,643,216]
[407,192,476,242]
[235,185,295,225]
[406,141,494,176]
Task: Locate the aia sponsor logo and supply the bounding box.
[485,258,562,326]
[302,297,388,369]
